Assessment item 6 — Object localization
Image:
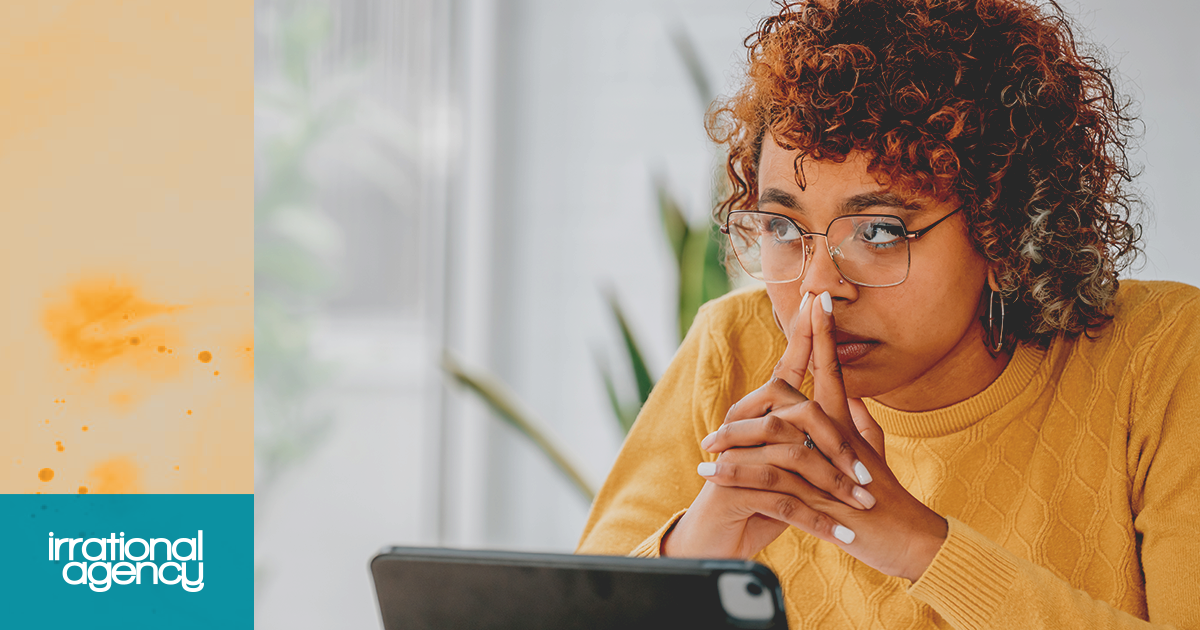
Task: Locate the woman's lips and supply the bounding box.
[836,341,878,364]
[834,330,878,364]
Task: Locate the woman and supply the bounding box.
[575,1,1200,628]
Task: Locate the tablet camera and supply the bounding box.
[716,571,776,627]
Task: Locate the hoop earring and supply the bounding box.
[987,289,1005,353]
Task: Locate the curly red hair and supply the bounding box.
[708,0,1142,346]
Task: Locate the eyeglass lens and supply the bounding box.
[725,213,911,287]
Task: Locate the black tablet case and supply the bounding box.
[371,547,789,630]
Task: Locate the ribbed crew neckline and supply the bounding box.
[862,342,1049,438]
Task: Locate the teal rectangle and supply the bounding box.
[0,494,252,629]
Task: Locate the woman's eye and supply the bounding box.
[766,217,800,241]
[857,221,904,245]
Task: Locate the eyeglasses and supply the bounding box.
[720,207,962,287]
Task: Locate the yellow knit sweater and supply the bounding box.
[576,280,1200,630]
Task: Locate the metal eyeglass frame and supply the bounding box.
[719,206,963,287]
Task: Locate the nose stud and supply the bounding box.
[839,279,844,285]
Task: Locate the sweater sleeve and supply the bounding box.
[909,294,1200,630]
[575,303,725,557]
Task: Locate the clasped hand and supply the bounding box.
[661,291,948,583]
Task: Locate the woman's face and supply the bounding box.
[757,134,1004,410]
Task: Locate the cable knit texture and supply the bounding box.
[576,280,1200,629]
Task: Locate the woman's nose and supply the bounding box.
[801,235,855,300]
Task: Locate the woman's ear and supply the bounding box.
[987,267,1002,293]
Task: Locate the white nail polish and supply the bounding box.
[833,525,856,544]
[854,461,873,485]
[819,291,833,314]
[697,462,716,477]
[799,292,812,312]
[852,486,876,509]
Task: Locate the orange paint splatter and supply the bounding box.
[109,391,136,410]
[168,349,173,354]
[213,371,219,376]
[78,486,88,494]
[197,351,212,363]
[174,466,180,471]
[55,441,64,452]
[38,468,54,482]
[89,457,141,493]
[157,346,166,353]
[186,410,192,415]
[40,279,179,367]
[81,426,88,431]
[44,419,49,424]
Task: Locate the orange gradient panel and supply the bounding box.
[0,1,252,493]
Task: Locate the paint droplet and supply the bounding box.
[168,349,173,354]
[78,486,88,494]
[198,351,212,363]
[55,442,64,452]
[38,468,54,482]
[129,336,140,345]
[157,346,166,353]
[81,426,88,432]
[186,410,192,415]
[213,371,219,376]
[90,457,141,493]
[44,419,49,424]
[246,347,252,352]
[174,466,180,471]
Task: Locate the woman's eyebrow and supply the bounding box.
[843,191,924,214]
[757,187,799,210]
[757,188,924,214]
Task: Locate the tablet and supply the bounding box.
[370,546,788,630]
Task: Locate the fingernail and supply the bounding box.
[799,292,812,312]
[700,431,718,450]
[833,525,856,544]
[697,462,716,477]
[854,460,873,485]
[819,291,833,314]
[852,486,876,509]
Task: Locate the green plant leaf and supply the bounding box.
[677,219,733,340]
[656,178,689,266]
[596,352,637,435]
[604,292,655,406]
[443,353,596,503]
[701,222,732,303]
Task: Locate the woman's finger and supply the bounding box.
[703,402,874,487]
[810,291,853,430]
[772,291,815,391]
[694,482,858,547]
[848,398,886,463]
[709,444,876,510]
[719,376,809,428]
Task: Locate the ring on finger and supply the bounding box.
[803,432,815,450]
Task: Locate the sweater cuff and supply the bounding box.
[628,509,688,558]
[907,516,1019,630]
